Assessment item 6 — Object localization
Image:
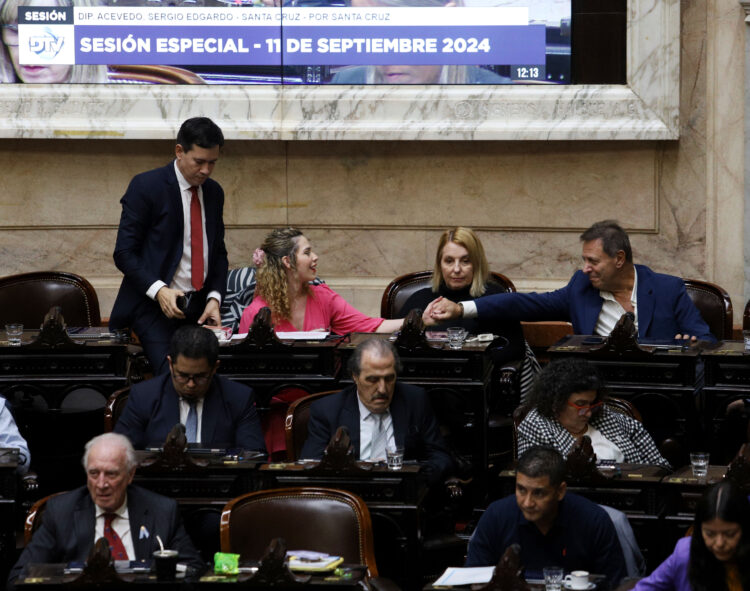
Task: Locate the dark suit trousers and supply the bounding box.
[136,288,211,375]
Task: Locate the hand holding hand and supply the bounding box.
[422,297,442,326]
[429,298,463,322]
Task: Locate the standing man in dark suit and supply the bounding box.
[426,220,715,342]
[114,325,266,454]
[8,433,204,586]
[109,117,229,374]
[300,338,453,484]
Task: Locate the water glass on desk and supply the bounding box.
[447,327,467,350]
[5,323,22,346]
[385,445,404,470]
[690,452,709,478]
[543,566,564,591]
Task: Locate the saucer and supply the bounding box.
[563,583,595,590]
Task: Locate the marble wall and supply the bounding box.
[0,0,745,323]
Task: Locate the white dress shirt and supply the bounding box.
[357,396,395,461]
[594,270,638,336]
[146,161,220,305]
[95,499,136,560]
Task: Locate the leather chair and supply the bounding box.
[380,270,516,319]
[683,278,732,340]
[284,390,338,461]
[0,271,101,328]
[220,487,379,577]
[24,492,64,545]
[103,387,130,432]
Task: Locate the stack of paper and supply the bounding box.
[286,550,344,572]
[432,566,495,586]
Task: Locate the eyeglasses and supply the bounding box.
[171,370,212,385]
[566,400,603,416]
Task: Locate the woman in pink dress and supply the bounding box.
[239,228,404,335]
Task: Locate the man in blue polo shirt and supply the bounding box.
[466,446,626,587]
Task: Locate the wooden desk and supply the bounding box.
[547,335,703,463]
[132,451,264,503]
[217,337,342,409]
[701,341,750,463]
[15,562,369,589]
[496,464,667,517]
[131,454,424,589]
[0,328,138,496]
[660,464,726,519]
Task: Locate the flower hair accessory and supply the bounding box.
[252,248,266,267]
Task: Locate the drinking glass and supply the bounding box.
[543,566,564,591]
[690,452,709,478]
[5,323,22,346]
[385,446,404,470]
[447,327,467,350]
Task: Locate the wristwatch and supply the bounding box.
[457,302,464,317]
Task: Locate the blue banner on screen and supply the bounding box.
[11,4,570,85]
[72,25,544,66]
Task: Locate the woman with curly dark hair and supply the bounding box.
[634,480,750,590]
[516,357,670,468]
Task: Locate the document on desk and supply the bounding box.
[231,331,330,341]
[433,566,495,586]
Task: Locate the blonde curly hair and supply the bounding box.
[255,227,308,322]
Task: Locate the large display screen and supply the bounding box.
[3,0,570,85]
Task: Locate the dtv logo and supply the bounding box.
[29,27,64,59]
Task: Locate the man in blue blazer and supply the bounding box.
[115,325,266,454]
[8,433,204,587]
[426,220,715,342]
[300,338,453,485]
[109,117,229,374]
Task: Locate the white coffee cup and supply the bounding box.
[564,570,590,589]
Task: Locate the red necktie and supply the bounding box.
[103,513,129,561]
[190,186,204,291]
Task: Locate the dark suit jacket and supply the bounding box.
[109,162,228,332]
[114,374,266,453]
[475,264,715,341]
[300,383,454,484]
[8,485,204,585]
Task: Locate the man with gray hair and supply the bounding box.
[300,338,453,484]
[427,220,714,342]
[8,433,203,586]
